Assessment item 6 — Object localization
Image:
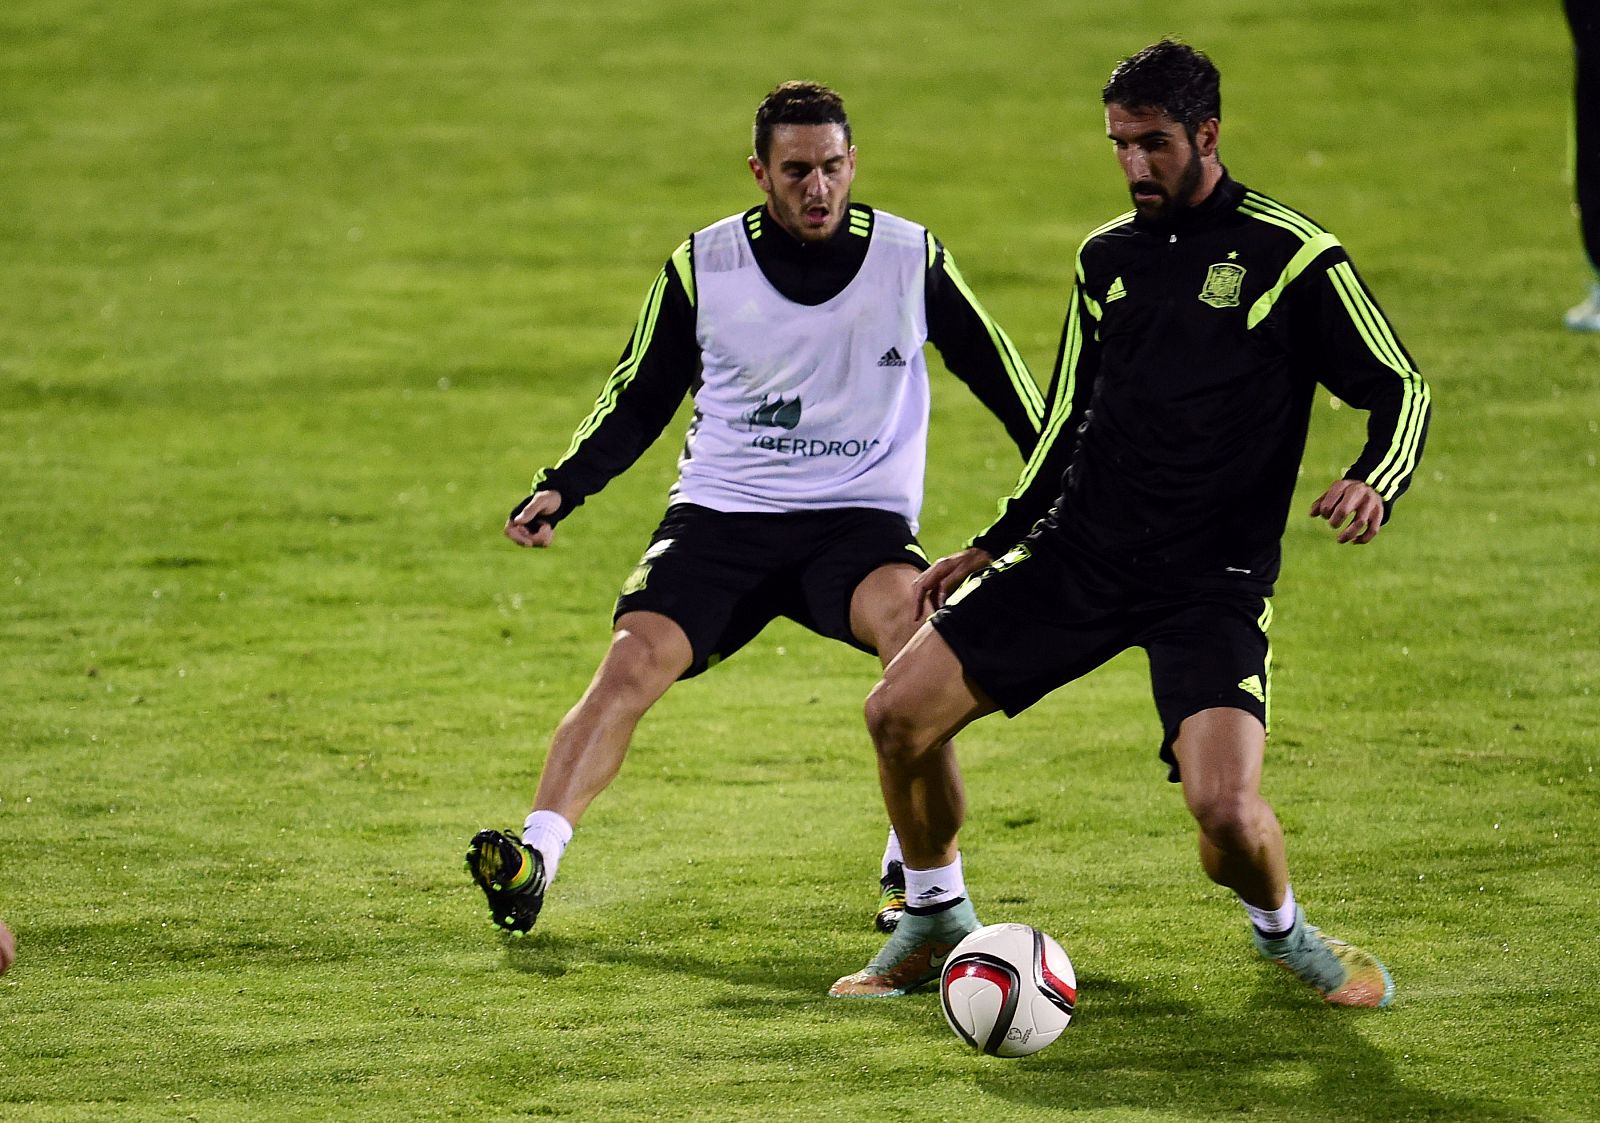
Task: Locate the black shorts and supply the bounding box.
[614,503,929,678]
[931,536,1272,781]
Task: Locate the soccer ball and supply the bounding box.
[940,923,1077,1057]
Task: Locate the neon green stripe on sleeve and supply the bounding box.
[941,249,1045,428]
[969,223,1121,542]
[1083,211,1138,241]
[539,268,671,485]
[1238,201,1311,242]
[1329,261,1412,374]
[669,238,695,307]
[1325,262,1430,498]
[1242,193,1323,240]
[1247,231,1341,328]
[990,282,1084,511]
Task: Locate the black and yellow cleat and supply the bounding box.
[465,828,547,935]
[874,859,907,934]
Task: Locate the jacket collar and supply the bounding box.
[746,203,863,262]
[1133,170,1245,233]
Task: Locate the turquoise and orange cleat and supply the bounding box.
[830,899,980,999]
[1253,906,1394,1008]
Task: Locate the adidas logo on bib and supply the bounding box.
[877,346,907,367]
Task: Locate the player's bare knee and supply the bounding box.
[1189,791,1259,853]
[864,681,932,762]
[589,636,679,713]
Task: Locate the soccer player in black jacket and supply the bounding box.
[832,40,1430,1007]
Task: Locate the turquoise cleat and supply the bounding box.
[1563,281,1600,332]
[830,899,980,998]
[1253,906,1394,1008]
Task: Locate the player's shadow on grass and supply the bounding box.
[969,975,1531,1122]
[498,928,855,1005]
[496,926,1524,1122]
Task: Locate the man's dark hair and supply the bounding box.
[1101,39,1221,135]
[753,81,851,164]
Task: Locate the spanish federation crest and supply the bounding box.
[1198,261,1246,309]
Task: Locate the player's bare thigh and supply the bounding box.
[848,562,924,664]
[585,610,695,706]
[1172,707,1267,817]
[866,621,998,753]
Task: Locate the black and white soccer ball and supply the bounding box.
[939,923,1077,1057]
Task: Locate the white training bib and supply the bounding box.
[669,209,932,529]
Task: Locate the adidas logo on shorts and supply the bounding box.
[877,347,907,367]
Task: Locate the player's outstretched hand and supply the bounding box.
[505,490,562,548]
[0,918,15,976]
[1309,479,1384,544]
[914,546,993,616]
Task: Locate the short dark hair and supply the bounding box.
[1101,39,1221,135]
[753,81,851,164]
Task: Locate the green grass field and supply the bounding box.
[3,1,1598,1119]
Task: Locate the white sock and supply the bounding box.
[1242,883,1297,938]
[881,827,903,877]
[905,854,966,913]
[522,809,574,885]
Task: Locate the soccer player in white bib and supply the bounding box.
[466,82,1046,939]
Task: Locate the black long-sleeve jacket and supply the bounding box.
[973,175,1432,594]
[531,204,1044,521]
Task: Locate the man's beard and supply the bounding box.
[1130,147,1203,221]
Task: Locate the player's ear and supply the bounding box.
[748,154,770,191]
[1194,118,1220,159]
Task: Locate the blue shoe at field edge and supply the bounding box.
[1563,282,1600,332]
[829,899,980,998]
[1253,906,1394,1008]
[465,828,547,935]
